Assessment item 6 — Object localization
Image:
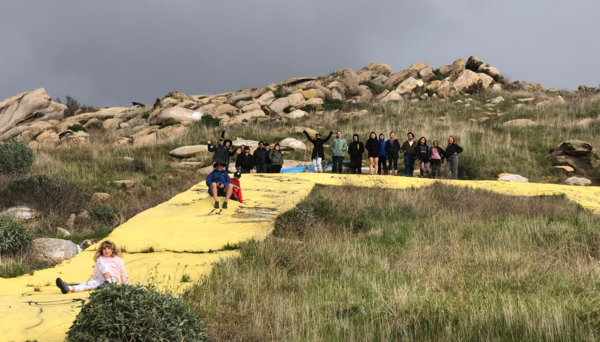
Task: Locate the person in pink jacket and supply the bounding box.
[55,240,129,294]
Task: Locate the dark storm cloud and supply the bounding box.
[1,1,598,107]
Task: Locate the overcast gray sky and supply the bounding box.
[1,1,598,107]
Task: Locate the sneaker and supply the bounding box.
[223,202,228,209]
[56,278,70,294]
[214,201,219,209]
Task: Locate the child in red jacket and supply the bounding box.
[231,170,243,204]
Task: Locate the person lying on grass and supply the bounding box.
[206,160,236,209]
[56,240,128,294]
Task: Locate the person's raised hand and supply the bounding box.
[207,140,211,144]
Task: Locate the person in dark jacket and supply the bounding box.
[264,142,271,173]
[268,143,284,173]
[207,137,230,165]
[429,141,445,179]
[348,134,365,174]
[303,130,333,173]
[377,134,387,175]
[400,132,417,177]
[220,130,236,173]
[365,132,381,175]
[444,136,463,179]
[385,132,401,176]
[206,160,233,209]
[416,137,430,177]
[235,147,255,173]
[253,141,268,173]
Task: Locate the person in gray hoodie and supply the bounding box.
[330,131,347,174]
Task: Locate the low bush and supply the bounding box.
[283,105,293,114]
[323,99,343,111]
[199,114,221,127]
[273,89,291,99]
[102,115,114,121]
[67,124,87,133]
[0,140,35,176]
[89,205,118,226]
[0,217,32,255]
[0,175,90,216]
[67,284,209,342]
[159,121,180,129]
[141,112,151,119]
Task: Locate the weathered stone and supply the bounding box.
[375,89,390,100]
[92,193,111,204]
[102,118,122,131]
[35,130,60,147]
[503,119,538,127]
[170,145,209,158]
[409,62,429,72]
[490,96,504,104]
[56,227,70,237]
[357,63,392,81]
[418,67,435,82]
[478,73,495,89]
[453,70,482,93]
[380,91,402,102]
[497,174,529,183]
[439,59,465,77]
[477,64,500,77]
[110,137,133,147]
[294,126,319,137]
[285,110,308,119]
[258,91,275,103]
[328,69,360,96]
[83,118,102,129]
[549,140,600,172]
[0,206,39,221]
[384,68,419,88]
[0,88,67,135]
[112,180,136,188]
[466,56,484,71]
[59,130,87,147]
[396,77,424,95]
[30,238,81,264]
[241,103,261,112]
[133,132,157,146]
[279,138,307,150]
[226,92,253,105]
[535,96,565,108]
[156,125,188,142]
[565,177,592,186]
[149,107,203,124]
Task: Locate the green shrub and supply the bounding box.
[0,217,32,255]
[323,99,344,111]
[273,89,291,99]
[141,112,150,119]
[67,284,209,342]
[159,121,180,129]
[102,115,114,121]
[89,205,118,226]
[433,69,444,81]
[303,104,316,112]
[0,140,35,175]
[493,74,507,84]
[0,175,90,216]
[67,124,87,133]
[199,114,221,127]
[283,105,293,114]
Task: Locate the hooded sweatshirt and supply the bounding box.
[416,142,430,162]
[365,136,382,156]
[304,131,333,159]
[348,134,365,156]
[331,137,348,157]
[378,136,387,157]
[208,142,230,162]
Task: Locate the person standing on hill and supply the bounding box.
[348,134,365,174]
[330,131,347,174]
[219,130,236,172]
[416,137,430,177]
[429,141,445,179]
[365,132,381,175]
[207,137,230,166]
[303,130,333,173]
[400,132,417,177]
[253,141,268,173]
[385,132,401,176]
[264,142,272,173]
[268,143,284,173]
[378,134,387,175]
[235,147,255,173]
[445,136,463,179]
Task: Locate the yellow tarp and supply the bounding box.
[1,174,599,341]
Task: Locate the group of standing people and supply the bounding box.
[325,131,463,179]
[207,130,464,179]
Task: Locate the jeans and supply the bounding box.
[404,155,415,177]
[378,156,388,174]
[388,155,398,170]
[350,156,362,174]
[256,164,267,173]
[430,159,442,178]
[312,158,323,172]
[332,156,344,173]
[445,155,459,179]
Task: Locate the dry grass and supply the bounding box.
[185,183,600,341]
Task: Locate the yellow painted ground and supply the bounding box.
[1,174,600,341]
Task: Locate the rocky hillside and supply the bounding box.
[3,55,597,149]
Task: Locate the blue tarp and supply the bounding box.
[280,166,308,173]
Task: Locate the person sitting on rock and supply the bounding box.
[206,160,234,209]
[55,240,128,294]
[207,137,230,166]
[231,170,244,204]
[236,146,255,173]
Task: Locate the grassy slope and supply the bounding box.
[185,183,600,341]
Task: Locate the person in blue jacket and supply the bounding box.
[206,160,234,209]
[377,134,387,175]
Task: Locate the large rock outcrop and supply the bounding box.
[549,140,600,172]
[0,88,67,135]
